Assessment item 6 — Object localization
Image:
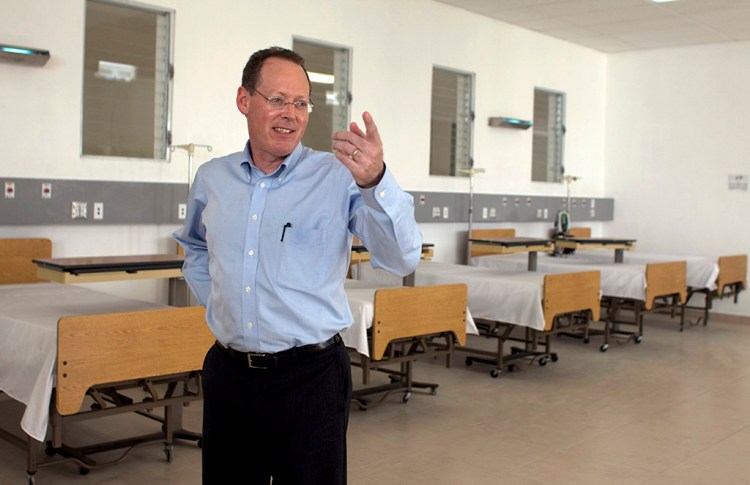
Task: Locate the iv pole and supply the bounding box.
[171,143,213,192]
[458,167,485,264]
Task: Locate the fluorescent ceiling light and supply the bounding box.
[308,71,335,84]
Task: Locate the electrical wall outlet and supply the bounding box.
[93,202,104,220]
[4,182,15,199]
[41,183,52,199]
[178,203,187,220]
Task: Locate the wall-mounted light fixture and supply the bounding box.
[0,44,50,66]
[488,116,533,129]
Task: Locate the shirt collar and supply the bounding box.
[240,141,303,180]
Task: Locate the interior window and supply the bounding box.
[531,88,566,182]
[293,39,351,152]
[81,0,173,159]
[429,67,474,177]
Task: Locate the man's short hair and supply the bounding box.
[242,46,310,94]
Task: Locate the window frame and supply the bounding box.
[531,87,566,183]
[292,37,351,153]
[429,65,475,178]
[80,0,175,162]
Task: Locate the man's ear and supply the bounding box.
[236,86,250,115]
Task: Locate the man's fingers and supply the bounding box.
[362,112,382,145]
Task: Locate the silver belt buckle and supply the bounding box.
[247,353,268,369]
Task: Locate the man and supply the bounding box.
[174,46,422,484]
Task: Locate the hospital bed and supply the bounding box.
[551,228,746,327]
[343,280,471,408]
[471,247,687,350]
[352,261,600,377]
[0,238,214,483]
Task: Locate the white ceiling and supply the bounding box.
[432,0,750,52]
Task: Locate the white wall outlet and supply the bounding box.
[178,203,187,220]
[442,206,449,219]
[71,201,87,219]
[489,207,496,218]
[432,206,441,219]
[41,183,52,199]
[543,208,548,219]
[4,181,15,199]
[536,208,543,218]
[482,207,488,219]
[93,202,104,220]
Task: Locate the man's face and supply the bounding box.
[237,57,311,167]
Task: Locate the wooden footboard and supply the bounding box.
[56,306,214,415]
[717,255,747,295]
[645,261,687,310]
[543,271,600,331]
[371,284,468,360]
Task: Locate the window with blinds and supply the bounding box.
[292,39,350,152]
[81,0,172,160]
[531,88,566,182]
[430,67,474,177]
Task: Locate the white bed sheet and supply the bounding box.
[471,252,648,301]
[342,278,478,357]
[0,283,165,442]
[351,260,552,331]
[559,249,719,291]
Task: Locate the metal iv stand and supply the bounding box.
[458,166,485,264]
[170,143,213,191]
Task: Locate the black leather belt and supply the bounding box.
[215,334,342,369]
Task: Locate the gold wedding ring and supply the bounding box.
[350,148,359,159]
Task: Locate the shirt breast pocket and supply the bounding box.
[276,227,326,290]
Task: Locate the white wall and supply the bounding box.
[605,42,750,316]
[5,0,745,318]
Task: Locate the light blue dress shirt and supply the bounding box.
[173,142,422,353]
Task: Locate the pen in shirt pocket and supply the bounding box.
[280,222,292,241]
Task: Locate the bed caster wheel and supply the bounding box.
[465,357,473,366]
[164,444,174,462]
[600,343,609,352]
[401,391,411,403]
[539,358,547,366]
[583,338,590,344]
[490,369,501,378]
[44,442,56,457]
[78,466,90,475]
[635,335,643,343]
[27,475,36,485]
[551,354,559,362]
[491,327,499,335]
[507,364,517,372]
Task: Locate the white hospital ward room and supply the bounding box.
[2,1,750,484]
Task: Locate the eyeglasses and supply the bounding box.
[249,87,314,114]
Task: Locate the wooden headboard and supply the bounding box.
[0,238,52,284]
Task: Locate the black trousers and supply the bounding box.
[201,339,352,485]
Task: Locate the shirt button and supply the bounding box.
[252,214,258,221]
[247,322,253,329]
[248,250,254,256]
[260,182,266,188]
[379,190,386,198]
[245,286,252,293]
